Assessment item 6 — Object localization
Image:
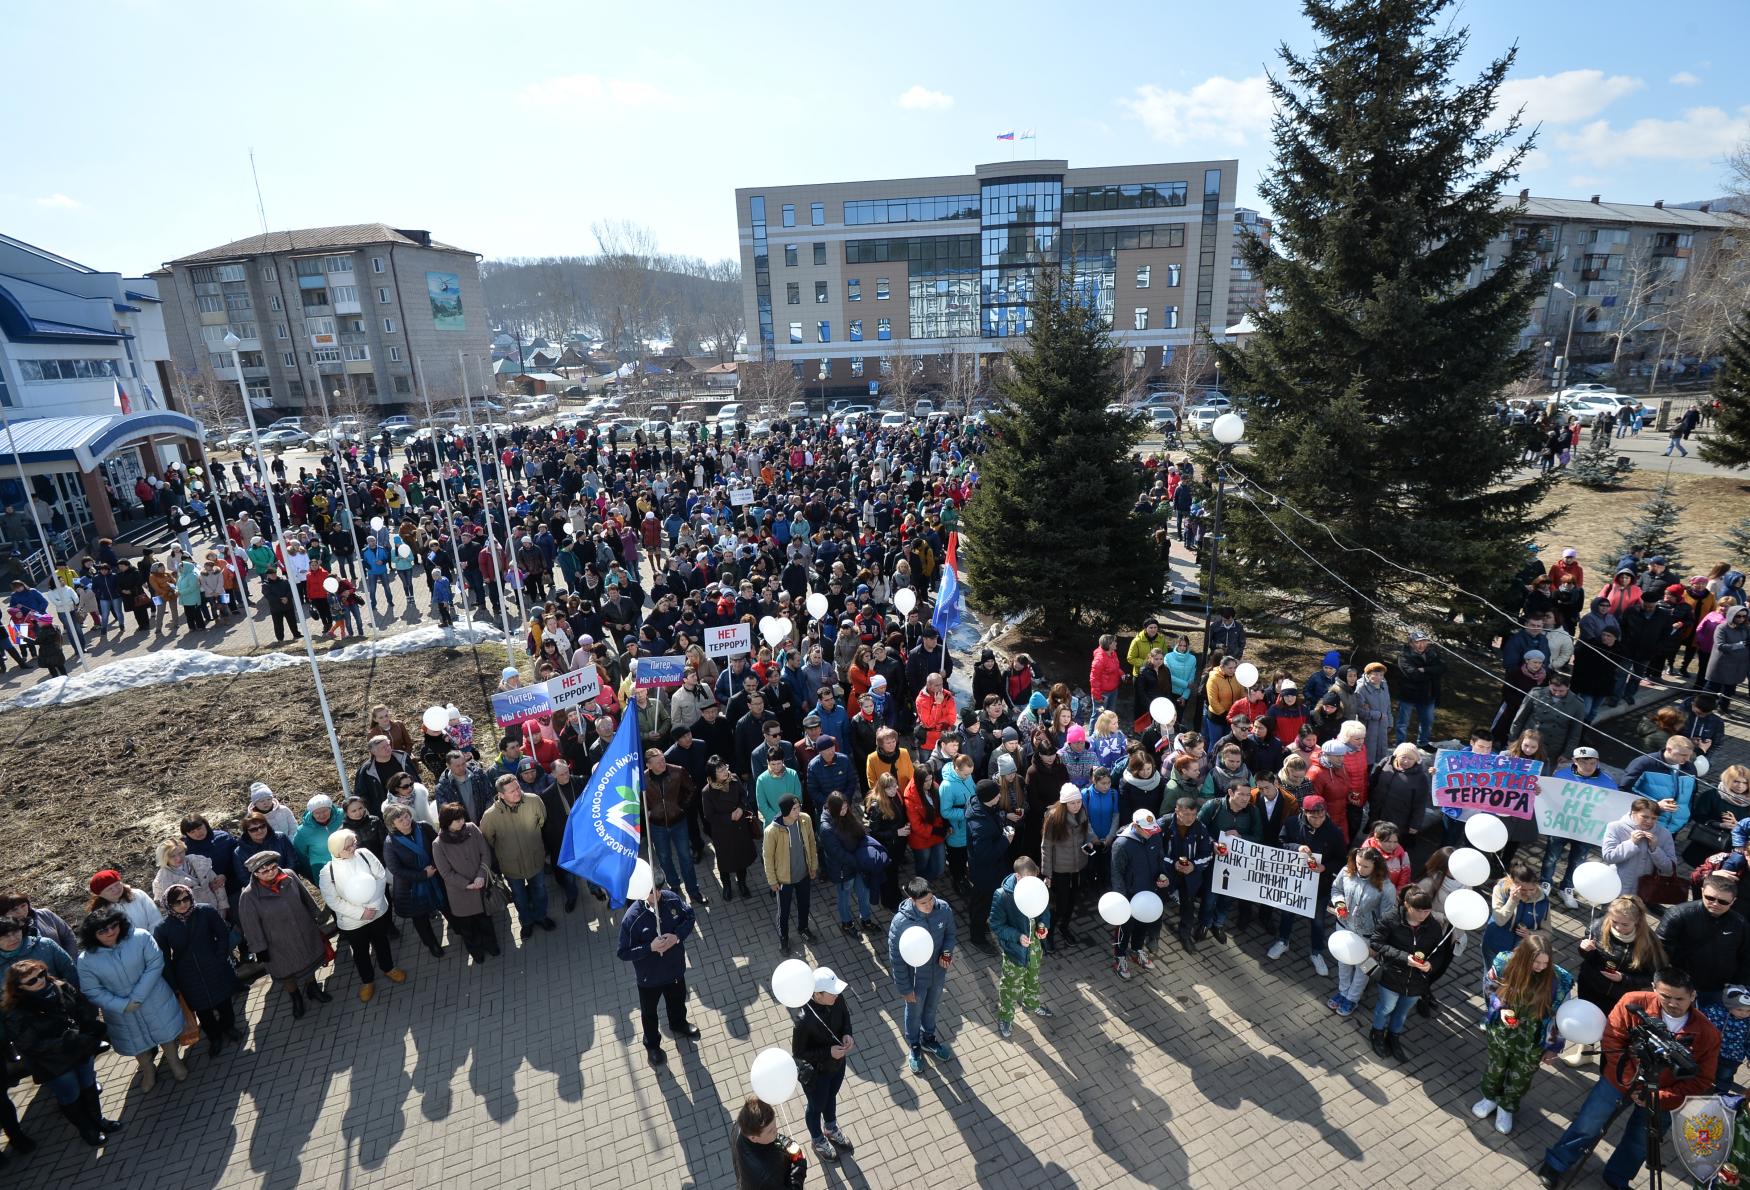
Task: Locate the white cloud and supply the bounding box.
[1670,71,1702,86]
[516,74,680,112]
[1556,105,1750,165]
[1120,76,1274,147]
[1494,70,1644,126]
[897,85,953,111]
[34,193,81,210]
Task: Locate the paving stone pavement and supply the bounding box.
[11,848,1655,1190]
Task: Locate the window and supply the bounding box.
[225,291,253,312]
[393,374,411,394]
[260,263,277,282]
[282,351,296,367]
[877,318,891,341]
[847,278,861,302]
[200,325,229,347]
[342,345,371,362]
[876,277,890,300]
[1132,347,1147,368]
[749,196,766,222]
[1167,264,1182,287]
[389,346,403,362]
[1063,182,1189,212]
[843,195,981,226]
[850,319,863,342]
[815,281,828,304]
[851,356,864,377]
[17,358,126,381]
[377,287,391,304]
[236,351,265,368]
[307,316,335,337]
[296,258,325,277]
[331,285,358,303]
[811,202,825,226]
[371,256,385,273]
[383,317,397,334]
[195,294,223,314]
[189,266,217,285]
[274,323,289,339]
[1133,307,1149,331]
[786,282,800,305]
[784,244,798,267]
[817,321,830,343]
[356,374,377,397]
[216,264,247,283]
[879,357,893,377]
[789,322,803,344]
[782,204,796,228]
[791,361,804,379]
[268,294,282,311]
[1163,306,1179,329]
[324,254,352,273]
[812,243,827,266]
[302,289,330,309]
[311,347,341,364]
[1136,265,1151,289]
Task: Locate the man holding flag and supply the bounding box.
[931,530,963,647]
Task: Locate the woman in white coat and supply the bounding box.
[317,829,405,1003]
[152,838,226,912]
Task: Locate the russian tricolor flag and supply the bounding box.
[996,130,1014,141]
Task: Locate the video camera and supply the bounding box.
[1624,1004,1700,1080]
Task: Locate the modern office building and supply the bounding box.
[733,158,1239,398]
[156,224,486,417]
[1473,191,1739,379]
[1227,208,1272,327]
[0,233,201,552]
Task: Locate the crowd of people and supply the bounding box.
[2,404,1746,1188]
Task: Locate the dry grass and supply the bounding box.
[1535,469,1750,573]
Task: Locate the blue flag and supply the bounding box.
[558,710,643,905]
[931,532,962,640]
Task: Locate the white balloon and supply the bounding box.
[1443,887,1490,932]
[1097,891,1132,926]
[1448,847,1491,887]
[179,515,191,526]
[422,705,450,733]
[898,924,936,967]
[397,543,412,558]
[1464,813,1509,853]
[1234,662,1260,689]
[1572,861,1623,905]
[370,516,385,531]
[1013,876,1050,919]
[749,1047,799,1104]
[625,858,655,902]
[1150,697,1176,728]
[323,576,339,594]
[893,588,917,615]
[757,615,779,643]
[771,959,814,1009]
[1555,998,1608,1046]
[1695,754,1711,778]
[1129,891,1164,923]
[805,592,828,620]
[761,616,791,647]
[1327,929,1369,966]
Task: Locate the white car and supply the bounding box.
[551,413,590,431]
[1188,394,1234,414]
[1559,383,1617,400]
[510,400,544,420]
[1188,406,1226,434]
[879,411,907,430]
[1567,397,1623,426]
[265,417,304,433]
[224,428,256,449]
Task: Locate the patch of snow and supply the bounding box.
[0,621,507,713]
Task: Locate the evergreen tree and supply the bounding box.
[1699,315,1750,469]
[1608,481,1685,575]
[1567,434,1636,489]
[961,269,1161,633]
[1718,516,1750,565]
[1210,0,1554,655]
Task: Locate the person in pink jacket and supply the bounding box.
[1089,634,1123,719]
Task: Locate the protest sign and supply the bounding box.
[546,664,602,712]
[634,654,687,689]
[730,487,755,507]
[1535,776,1637,847]
[1211,838,1319,919]
[1432,750,1540,819]
[490,684,552,728]
[704,622,753,659]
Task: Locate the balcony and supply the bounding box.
[333,297,362,314]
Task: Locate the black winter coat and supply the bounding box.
[1368,762,1432,838]
[4,981,104,1083]
[1657,900,1750,993]
[1370,907,1455,997]
[154,904,239,1011]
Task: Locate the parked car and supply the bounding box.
[265,417,305,433]
[377,414,414,432]
[1187,394,1233,414]
[551,413,591,431]
[303,427,360,450]
[1148,407,1180,431]
[1188,406,1226,434]
[1559,383,1617,400]
[914,399,936,417]
[713,402,744,425]
[879,411,907,430]
[257,427,307,449]
[785,401,810,421]
[1567,397,1623,426]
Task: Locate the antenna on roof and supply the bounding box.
[248,149,269,235]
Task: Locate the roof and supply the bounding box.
[1,410,201,471]
[165,224,470,266]
[520,372,572,384]
[0,282,125,343]
[1500,195,1739,230]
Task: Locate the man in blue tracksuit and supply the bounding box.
[360,539,393,615]
[615,882,701,1066]
[887,876,956,1074]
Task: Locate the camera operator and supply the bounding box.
[1656,874,1750,1006]
[1535,968,1720,1188]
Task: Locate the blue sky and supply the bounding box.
[3,0,1745,277]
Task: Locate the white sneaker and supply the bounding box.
[1471,1097,1497,1119]
[1560,888,1579,910]
[1115,957,1133,981]
[1266,941,1288,960]
[1311,954,1330,977]
[1495,1107,1514,1134]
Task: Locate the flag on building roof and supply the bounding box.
[996,131,1015,141]
[1019,129,1036,139]
[113,380,131,415]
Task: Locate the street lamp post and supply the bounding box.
[224,332,352,796]
[1552,282,1580,392]
[318,384,369,637]
[1202,411,1246,657]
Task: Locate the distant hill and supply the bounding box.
[481,255,741,359]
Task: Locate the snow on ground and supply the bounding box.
[0,621,506,713]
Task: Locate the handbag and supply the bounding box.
[1689,821,1734,855]
[175,993,203,1048]
[1637,872,1690,907]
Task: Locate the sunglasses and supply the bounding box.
[1704,894,1736,906]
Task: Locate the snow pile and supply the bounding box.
[0,620,507,713]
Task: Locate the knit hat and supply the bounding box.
[1029,692,1047,711]
[1302,795,1328,812]
[1321,651,1341,669]
[1067,724,1086,744]
[244,850,283,874]
[88,869,123,896]
[306,794,334,814]
[870,674,888,690]
[997,753,1018,777]
[249,781,275,805]
[1523,650,1546,664]
[1058,782,1082,805]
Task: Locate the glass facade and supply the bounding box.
[1063,182,1188,211]
[981,175,1062,338]
[844,235,978,267]
[1196,169,1221,329]
[751,196,773,353]
[909,275,979,339]
[844,195,980,225]
[1064,224,1185,254]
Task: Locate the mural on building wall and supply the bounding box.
[427,271,465,330]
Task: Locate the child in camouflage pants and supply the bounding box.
[992,858,1055,1039]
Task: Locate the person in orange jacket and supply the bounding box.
[914,672,958,752]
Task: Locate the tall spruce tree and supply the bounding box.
[1211,0,1554,655]
[1699,314,1750,468]
[961,268,1161,633]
